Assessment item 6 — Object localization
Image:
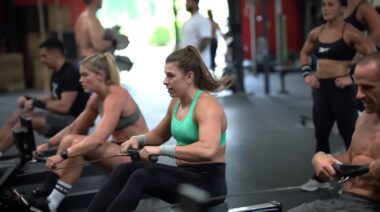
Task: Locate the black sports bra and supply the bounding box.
[345,0,367,32]
[314,23,356,61]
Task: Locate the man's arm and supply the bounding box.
[311,151,349,181]
[369,158,380,180]
[45,91,78,114]
[197,17,212,53]
[23,93,75,112]
[88,18,113,52]
[198,38,211,53]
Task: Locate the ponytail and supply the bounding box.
[104,53,120,85]
[80,53,120,85]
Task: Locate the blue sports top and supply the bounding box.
[171,90,226,146]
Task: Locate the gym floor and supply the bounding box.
[0,47,346,211]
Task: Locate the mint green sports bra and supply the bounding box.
[171,90,226,146]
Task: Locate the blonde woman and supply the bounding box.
[34,53,148,211]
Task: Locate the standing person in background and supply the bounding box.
[74,0,114,58]
[181,0,212,69]
[289,52,380,212]
[344,0,380,111]
[207,9,221,71]
[345,0,380,46]
[299,0,375,192]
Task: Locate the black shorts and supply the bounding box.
[43,112,75,137]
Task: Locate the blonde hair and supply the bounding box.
[80,53,120,85]
[166,45,232,92]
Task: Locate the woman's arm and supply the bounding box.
[65,92,124,157]
[358,3,380,44]
[300,28,318,65]
[50,96,98,145]
[145,99,176,145]
[346,25,376,55]
[120,99,175,152]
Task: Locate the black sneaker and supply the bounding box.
[28,196,50,212]
[9,188,50,212]
[32,187,49,198]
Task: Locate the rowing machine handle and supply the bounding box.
[333,163,369,178]
[127,148,158,163]
[33,151,48,163]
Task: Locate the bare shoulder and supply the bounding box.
[344,23,365,40]
[357,1,376,14]
[75,11,92,30]
[356,111,370,127]
[307,26,323,41]
[167,98,179,115]
[106,86,131,103]
[196,92,223,114]
[86,93,99,111]
[357,2,380,27]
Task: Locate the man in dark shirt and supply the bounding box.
[0,38,89,155]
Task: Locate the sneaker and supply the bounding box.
[32,187,49,198]
[301,179,332,192]
[9,188,50,212]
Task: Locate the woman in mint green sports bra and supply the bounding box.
[88,45,232,212]
[33,53,148,211]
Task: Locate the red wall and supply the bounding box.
[241,0,302,59]
[14,0,84,27]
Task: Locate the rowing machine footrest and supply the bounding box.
[228,201,282,212]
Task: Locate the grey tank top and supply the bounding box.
[97,100,141,131]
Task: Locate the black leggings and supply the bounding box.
[88,162,227,212]
[312,78,358,153]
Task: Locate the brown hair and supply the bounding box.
[80,53,120,85]
[166,45,232,92]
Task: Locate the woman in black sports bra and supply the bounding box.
[299,0,375,192]
[345,0,380,44]
[345,0,380,111]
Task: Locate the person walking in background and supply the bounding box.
[207,9,221,71]
[181,0,212,69]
